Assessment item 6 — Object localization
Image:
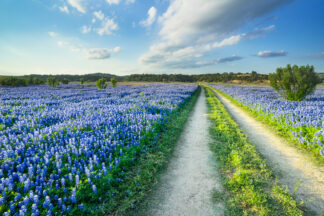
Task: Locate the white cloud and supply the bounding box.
[68,0,86,13]
[140,7,157,27]
[92,18,96,23]
[257,50,286,57]
[126,0,136,4]
[86,48,111,60]
[57,41,68,47]
[81,25,91,34]
[54,36,119,60]
[96,18,118,36]
[307,52,324,58]
[106,0,121,5]
[140,25,274,68]
[59,5,69,14]
[139,0,291,69]
[210,25,275,49]
[94,10,104,20]
[48,32,58,37]
[113,46,121,53]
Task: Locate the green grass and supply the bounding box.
[88,86,201,215]
[205,87,305,216]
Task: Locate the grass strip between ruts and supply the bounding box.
[91,86,201,215]
[204,86,305,216]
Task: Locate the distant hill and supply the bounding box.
[18,73,118,82]
[2,71,323,84]
[0,72,269,83]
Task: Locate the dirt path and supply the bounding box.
[145,89,223,216]
[213,90,324,215]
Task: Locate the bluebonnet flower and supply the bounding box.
[210,84,324,158]
[0,84,198,214]
[71,188,77,203]
[78,203,85,210]
[92,185,97,193]
[43,196,51,209]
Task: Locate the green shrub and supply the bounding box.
[96,78,107,89]
[269,64,320,101]
[80,78,84,85]
[47,76,60,87]
[61,78,69,84]
[110,78,117,88]
[0,77,26,86]
[27,77,45,85]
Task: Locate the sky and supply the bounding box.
[0,0,324,76]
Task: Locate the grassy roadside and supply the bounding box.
[205,87,305,216]
[91,86,201,215]
[207,85,324,164]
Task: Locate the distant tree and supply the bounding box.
[80,78,84,85]
[27,77,44,85]
[269,64,320,101]
[61,78,69,84]
[96,78,107,89]
[250,71,258,82]
[110,78,117,88]
[27,76,34,85]
[47,76,59,87]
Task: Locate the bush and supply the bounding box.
[269,64,320,101]
[96,78,107,89]
[47,76,60,87]
[0,77,26,86]
[61,78,69,84]
[27,77,45,85]
[80,78,85,85]
[110,78,117,88]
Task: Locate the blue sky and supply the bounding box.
[0,0,323,75]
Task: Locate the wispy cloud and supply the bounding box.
[140,7,157,27]
[81,25,91,34]
[106,0,121,5]
[257,50,286,58]
[106,0,135,5]
[140,25,274,68]
[93,10,104,20]
[55,36,120,60]
[139,0,291,70]
[86,48,111,59]
[48,32,58,37]
[126,0,135,4]
[59,5,69,14]
[113,46,121,53]
[217,55,243,63]
[96,18,118,36]
[68,0,86,13]
[306,52,324,58]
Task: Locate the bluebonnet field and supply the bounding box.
[210,84,324,159]
[0,84,197,215]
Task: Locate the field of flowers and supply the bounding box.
[0,84,197,215]
[209,84,324,159]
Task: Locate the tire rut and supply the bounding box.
[145,89,224,216]
[213,90,324,215]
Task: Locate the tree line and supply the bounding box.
[1,70,323,88]
[124,71,269,82]
[0,71,271,86]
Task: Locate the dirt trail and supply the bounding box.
[213,90,324,215]
[145,89,223,216]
